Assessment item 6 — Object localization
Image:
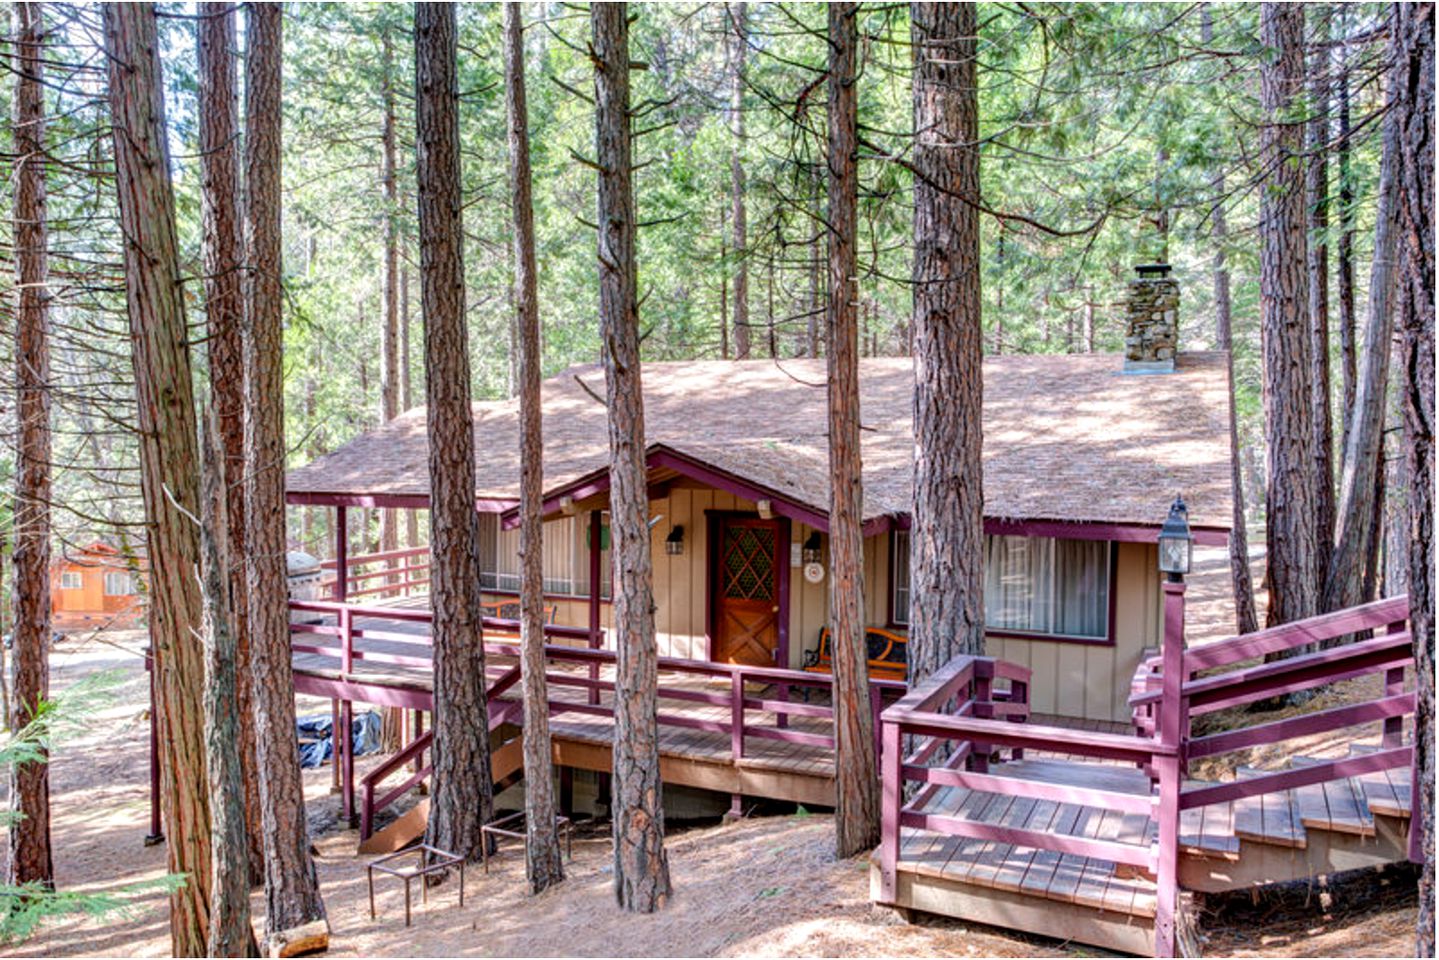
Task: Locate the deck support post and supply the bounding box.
[1153,579,1187,959]
[144,647,163,846]
[341,698,356,828]
[330,698,342,793]
[588,509,602,706]
[559,766,574,816]
[725,794,744,821]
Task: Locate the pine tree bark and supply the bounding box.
[9,0,54,891]
[908,1,984,676]
[1258,3,1319,628]
[416,2,494,866]
[1307,11,1335,587]
[198,412,258,959]
[728,2,750,361]
[592,2,672,912]
[242,3,327,938]
[826,1,880,859]
[504,2,564,895]
[1392,4,1434,953]
[1324,32,1403,619]
[1336,7,1358,451]
[379,28,401,572]
[103,4,213,951]
[197,0,264,887]
[1202,6,1259,638]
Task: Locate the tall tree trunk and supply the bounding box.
[1323,38,1403,619]
[103,4,213,950]
[908,1,984,677]
[826,1,880,859]
[1392,8,1434,953]
[1336,8,1358,451]
[728,2,749,360]
[379,27,401,576]
[1203,4,1260,638]
[416,1,493,866]
[503,2,564,895]
[1258,3,1318,629]
[197,0,264,887]
[8,0,53,891]
[1307,9,1335,589]
[400,266,420,548]
[198,412,258,959]
[592,2,671,912]
[242,4,327,939]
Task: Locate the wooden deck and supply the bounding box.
[290,600,843,806]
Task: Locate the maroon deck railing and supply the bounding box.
[290,597,907,837]
[320,545,431,601]
[877,586,1416,959]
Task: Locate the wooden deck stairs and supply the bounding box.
[870,593,1420,958]
[878,750,1414,957]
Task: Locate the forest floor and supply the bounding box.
[2,621,1421,959]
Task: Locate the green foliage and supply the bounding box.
[0,672,183,946]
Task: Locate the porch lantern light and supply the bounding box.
[665,525,685,556]
[802,532,823,565]
[1157,495,1192,581]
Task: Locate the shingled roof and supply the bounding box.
[286,352,1236,533]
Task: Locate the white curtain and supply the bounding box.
[1054,538,1109,638]
[985,535,1054,634]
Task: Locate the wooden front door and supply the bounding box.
[714,516,782,666]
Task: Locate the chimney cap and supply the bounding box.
[1134,262,1173,278]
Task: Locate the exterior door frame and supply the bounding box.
[705,509,790,668]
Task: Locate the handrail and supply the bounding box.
[288,596,905,782]
[1183,595,1409,672]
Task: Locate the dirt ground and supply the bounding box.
[1,627,1422,958]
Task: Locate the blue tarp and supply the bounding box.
[296,710,383,768]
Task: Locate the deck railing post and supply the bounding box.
[869,682,884,767]
[588,510,603,706]
[334,505,348,601]
[340,605,354,675]
[1384,618,1407,748]
[971,662,992,772]
[1153,578,1187,959]
[731,671,745,761]
[878,716,902,904]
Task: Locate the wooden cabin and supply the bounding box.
[50,542,146,630]
[286,351,1235,725]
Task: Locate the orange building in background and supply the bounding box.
[50,542,146,630]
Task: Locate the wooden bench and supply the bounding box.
[803,625,908,682]
[479,599,558,624]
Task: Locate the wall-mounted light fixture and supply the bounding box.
[756,499,773,519]
[559,495,576,516]
[802,532,823,565]
[665,525,685,556]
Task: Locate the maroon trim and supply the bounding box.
[893,513,1229,547]
[334,506,348,603]
[886,527,902,630]
[705,510,790,668]
[287,490,517,513]
[588,509,603,642]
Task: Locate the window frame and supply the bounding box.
[889,529,1118,647]
[104,571,133,597]
[60,571,84,591]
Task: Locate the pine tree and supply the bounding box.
[416,1,494,866]
[826,0,880,859]
[592,1,672,911]
[503,0,564,895]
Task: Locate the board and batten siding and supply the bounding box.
[487,485,1161,723]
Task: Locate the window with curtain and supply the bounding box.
[104,571,133,596]
[60,571,83,590]
[477,511,610,599]
[890,530,1111,641]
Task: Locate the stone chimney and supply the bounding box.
[1123,263,1179,373]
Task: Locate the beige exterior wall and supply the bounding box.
[494,484,1161,724]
